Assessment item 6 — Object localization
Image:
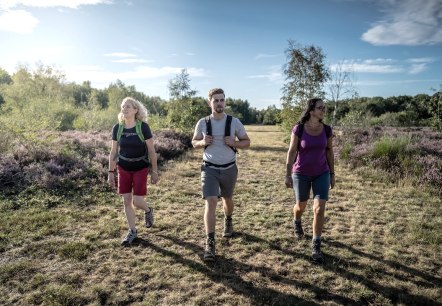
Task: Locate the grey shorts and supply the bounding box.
[201,164,238,199]
[292,171,330,202]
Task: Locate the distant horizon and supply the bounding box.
[1,0,441,109]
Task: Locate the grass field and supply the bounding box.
[1,125,441,305]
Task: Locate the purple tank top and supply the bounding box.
[292,124,330,176]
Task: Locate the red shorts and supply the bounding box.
[117,166,148,196]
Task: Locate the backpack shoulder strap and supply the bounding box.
[135,120,145,142]
[296,124,304,150]
[324,124,332,138]
[205,116,212,136]
[225,115,237,154]
[204,116,211,150]
[116,122,124,143]
[225,115,232,136]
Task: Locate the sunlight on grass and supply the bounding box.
[0,125,441,305]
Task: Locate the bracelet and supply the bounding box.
[108,171,115,173]
[151,170,158,174]
[330,172,335,175]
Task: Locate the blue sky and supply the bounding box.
[0,0,441,109]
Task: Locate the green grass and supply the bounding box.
[1,125,441,305]
[371,136,410,159]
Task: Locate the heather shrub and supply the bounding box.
[154,130,192,162]
[0,130,192,196]
[334,127,442,194]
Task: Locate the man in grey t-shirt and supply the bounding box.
[192,88,250,261]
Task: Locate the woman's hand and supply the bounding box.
[107,172,116,188]
[330,174,335,189]
[285,175,293,188]
[150,171,159,184]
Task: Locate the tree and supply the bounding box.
[168,68,197,100]
[327,60,358,126]
[0,67,12,105]
[0,67,12,85]
[262,105,281,125]
[281,40,330,130]
[430,86,442,130]
[226,98,252,124]
[166,69,206,132]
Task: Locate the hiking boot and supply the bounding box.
[203,238,216,261]
[223,217,233,237]
[121,229,137,246]
[312,239,324,264]
[145,208,154,228]
[293,219,304,238]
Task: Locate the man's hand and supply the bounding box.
[203,135,213,146]
[224,136,235,147]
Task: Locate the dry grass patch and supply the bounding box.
[0,125,441,305]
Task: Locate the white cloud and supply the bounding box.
[409,64,428,74]
[0,0,110,10]
[112,59,153,64]
[0,0,110,33]
[356,78,442,86]
[248,65,283,83]
[363,58,395,65]
[0,10,38,34]
[331,59,404,73]
[407,57,436,63]
[103,53,137,57]
[362,0,442,45]
[63,65,206,88]
[332,57,437,75]
[254,53,282,60]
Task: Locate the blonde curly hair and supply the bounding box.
[118,97,148,122]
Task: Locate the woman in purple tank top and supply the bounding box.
[284,98,335,264]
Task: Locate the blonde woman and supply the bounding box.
[108,97,159,245]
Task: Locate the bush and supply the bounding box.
[334,127,442,194]
[371,136,410,161]
[0,129,192,195]
[369,111,420,127]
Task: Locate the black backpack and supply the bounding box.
[205,115,237,153]
[295,123,332,149]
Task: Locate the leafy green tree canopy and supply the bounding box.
[281,40,330,130]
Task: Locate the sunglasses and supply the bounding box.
[315,106,326,111]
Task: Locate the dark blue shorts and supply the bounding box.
[292,171,330,202]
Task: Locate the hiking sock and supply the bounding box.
[225,215,232,221]
[207,232,215,240]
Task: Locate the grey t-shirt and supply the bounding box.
[194,114,247,166]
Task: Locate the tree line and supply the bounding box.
[0,65,282,136]
[0,38,440,136]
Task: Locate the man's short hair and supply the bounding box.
[208,88,225,101]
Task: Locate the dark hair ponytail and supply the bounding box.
[297,98,323,124]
